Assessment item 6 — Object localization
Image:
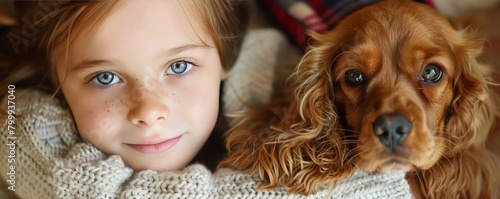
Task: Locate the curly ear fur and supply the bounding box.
[411,27,500,199]
[219,30,358,195]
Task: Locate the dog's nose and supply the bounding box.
[372,114,412,150]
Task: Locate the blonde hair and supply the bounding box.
[1,0,248,103]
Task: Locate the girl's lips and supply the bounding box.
[127,135,183,154]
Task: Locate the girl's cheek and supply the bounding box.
[79,127,105,146]
[78,107,117,146]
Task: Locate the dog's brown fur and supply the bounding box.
[219,0,500,198]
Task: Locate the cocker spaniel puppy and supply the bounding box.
[219,0,500,198]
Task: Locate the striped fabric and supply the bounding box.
[257,0,434,50]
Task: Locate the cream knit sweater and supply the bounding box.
[0,30,411,199]
[0,93,410,199]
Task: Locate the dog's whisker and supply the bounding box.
[345,146,362,160]
[339,139,358,145]
[485,81,500,86]
[340,141,358,145]
[339,135,359,140]
[434,143,454,166]
[339,129,358,133]
[439,140,456,154]
[412,170,425,194]
[330,51,350,66]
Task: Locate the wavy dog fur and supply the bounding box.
[219,0,500,198]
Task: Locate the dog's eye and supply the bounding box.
[345,70,364,86]
[422,64,443,83]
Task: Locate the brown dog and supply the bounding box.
[219,0,500,198]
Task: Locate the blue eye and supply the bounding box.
[165,60,194,75]
[91,72,121,86]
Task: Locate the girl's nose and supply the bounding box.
[127,92,169,127]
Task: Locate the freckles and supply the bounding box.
[109,99,127,113]
[118,98,124,114]
[86,100,99,117]
[98,98,123,114]
[103,100,111,113]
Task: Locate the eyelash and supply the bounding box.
[86,59,198,88]
[165,59,197,78]
[88,71,122,88]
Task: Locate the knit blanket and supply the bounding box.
[0,30,411,199]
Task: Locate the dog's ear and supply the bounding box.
[420,29,500,199]
[254,29,358,194]
[293,30,342,134]
[445,29,495,155]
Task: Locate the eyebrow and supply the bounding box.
[72,59,113,71]
[158,44,212,58]
[72,44,212,71]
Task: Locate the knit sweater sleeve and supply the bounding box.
[121,164,410,198]
[0,87,411,199]
[1,90,411,199]
[0,90,134,199]
[0,90,78,199]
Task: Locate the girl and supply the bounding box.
[2,0,248,172]
[0,0,411,198]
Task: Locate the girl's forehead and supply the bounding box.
[101,0,210,45]
[64,0,213,67]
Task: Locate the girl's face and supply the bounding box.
[56,0,224,171]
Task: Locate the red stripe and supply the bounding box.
[258,0,307,48]
[303,13,320,21]
[305,18,324,26]
[424,0,435,7]
[309,24,328,32]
